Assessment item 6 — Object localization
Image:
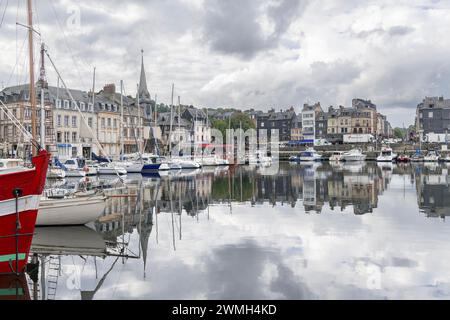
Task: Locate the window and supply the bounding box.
[64,100,69,109]
[88,117,93,128]
[101,118,105,128]
[107,118,111,128]
[113,119,117,128]
[80,102,86,111]
[64,132,70,143]
[88,103,93,112]
[72,101,77,110]
[64,116,69,126]
[72,132,77,142]
[57,132,62,143]
[56,99,62,109]
[72,116,77,127]
[57,115,62,127]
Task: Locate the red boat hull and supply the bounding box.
[0,151,50,274]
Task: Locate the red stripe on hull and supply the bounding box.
[0,210,38,274]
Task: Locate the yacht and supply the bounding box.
[342,149,366,162]
[299,148,322,162]
[171,157,202,169]
[63,158,87,177]
[97,162,127,175]
[47,166,66,179]
[424,150,440,162]
[376,147,397,162]
[411,150,425,162]
[329,151,344,162]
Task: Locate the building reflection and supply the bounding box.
[415,163,450,219]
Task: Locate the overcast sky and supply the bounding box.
[1,0,450,127]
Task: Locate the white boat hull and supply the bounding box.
[37,196,106,226]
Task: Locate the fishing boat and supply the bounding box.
[329,151,344,162]
[299,148,322,162]
[342,149,366,162]
[424,150,440,162]
[0,150,50,274]
[376,147,397,162]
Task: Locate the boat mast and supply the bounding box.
[39,43,46,150]
[178,96,181,156]
[137,83,141,155]
[169,83,174,158]
[120,80,124,157]
[27,0,37,156]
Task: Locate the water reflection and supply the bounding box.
[19,162,450,299]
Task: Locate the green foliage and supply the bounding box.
[394,127,405,139]
[211,119,228,137]
[230,113,256,132]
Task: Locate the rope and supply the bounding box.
[0,0,8,29]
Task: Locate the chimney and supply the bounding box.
[103,83,116,94]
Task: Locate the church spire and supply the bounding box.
[138,49,151,101]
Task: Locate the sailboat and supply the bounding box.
[0,0,50,275]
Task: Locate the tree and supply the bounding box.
[230,113,256,132]
[211,119,228,137]
[394,128,405,139]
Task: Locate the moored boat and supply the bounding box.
[329,151,344,162]
[396,155,410,163]
[376,147,397,162]
[0,150,50,274]
[342,149,366,162]
[424,150,440,162]
[299,148,322,162]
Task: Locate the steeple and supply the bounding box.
[138,49,151,102]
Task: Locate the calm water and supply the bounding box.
[26,162,450,300]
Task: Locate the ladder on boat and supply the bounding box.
[46,255,61,300]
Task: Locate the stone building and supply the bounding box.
[416,96,450,141]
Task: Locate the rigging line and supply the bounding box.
[44,49,125,183]
[0,0,8,29]
[5,34,27,88]
[48,0,90,89]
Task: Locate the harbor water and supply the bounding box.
[25,162,450,299]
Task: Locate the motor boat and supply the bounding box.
[396,155,410,163]
[424,151,440,162]
[97,162,127,176]
[329,151,344,162]
[376,147,397,162]
[299,148,322,162]
[248,153,273,166]
[342,149,366,162]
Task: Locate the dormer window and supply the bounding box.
[64,100,69,109]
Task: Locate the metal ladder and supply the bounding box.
[46,255,61,300]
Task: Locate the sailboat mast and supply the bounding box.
[27,0,37,156]
[120,80,124,157]
[169,83,174,157]
[178,96,181,154]
[137,83,141,154]
[39,43,46,150]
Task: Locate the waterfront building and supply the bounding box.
[182,107,212,150]
[290,114,302,142]
[416,96,450,142]
[302,103,322,143]
[256,108,296,142]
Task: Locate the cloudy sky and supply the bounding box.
[1,0,450,127]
